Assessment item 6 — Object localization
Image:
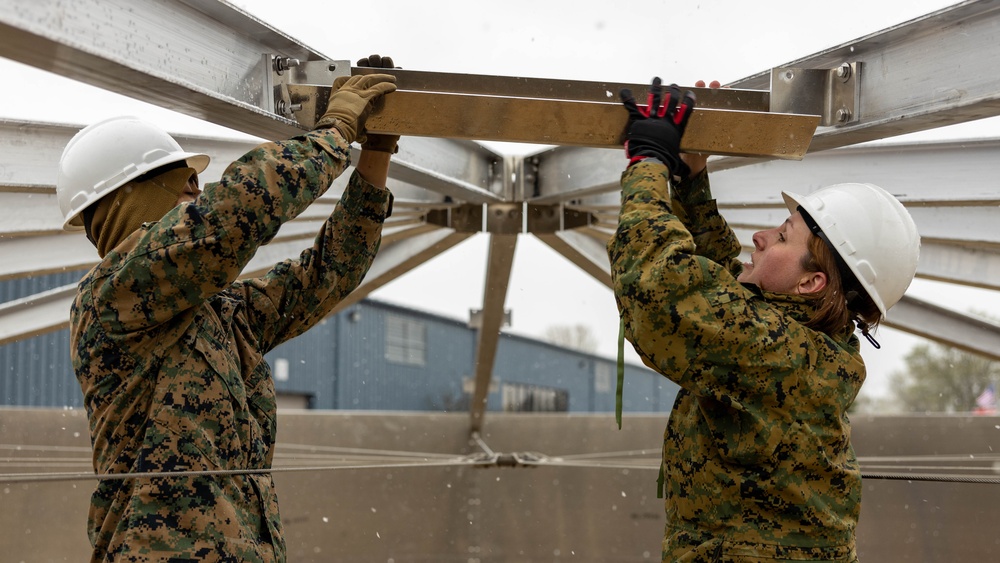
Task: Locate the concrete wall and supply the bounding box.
[2,409,998,562]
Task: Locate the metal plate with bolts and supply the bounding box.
[770,63,862,127]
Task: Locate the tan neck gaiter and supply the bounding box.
[88,167,196,258]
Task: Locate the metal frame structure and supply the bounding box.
[2,0,1000,434]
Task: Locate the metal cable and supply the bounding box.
[0,458,485,485]
[860,471,1000,485]
[4,437,1000,486]
[276,442,458,460]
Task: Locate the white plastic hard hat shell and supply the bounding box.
[56,116,210,230]
[782,183,920,316]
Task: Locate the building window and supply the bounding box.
[385,314,426,366]
[594,362,612,393]
[501,382,569,412]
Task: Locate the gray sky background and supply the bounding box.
[4,0,997,401]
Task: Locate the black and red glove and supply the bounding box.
[620,77,695,179]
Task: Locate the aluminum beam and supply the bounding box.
[469,235,517,433]
[730,228,1000,293]
[534,0,1000,177]
[0,235,97,280]
[365,91,817,156]
[543,137,1000,209]
[0,0,319,140]
[325,229,475,315]
[916,241,1000,292]
[719,0,1000,166]
[886,295,1000,361]
[726,205,1000,249]
[283,69,814,157]
[0,284,75,346]
[534,231,612,288]
[0,4,503,201]
[0,119,488,259]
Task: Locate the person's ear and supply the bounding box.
[798,271,828,295]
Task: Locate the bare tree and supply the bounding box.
[543,324,599,353]
[887,343,1000,413]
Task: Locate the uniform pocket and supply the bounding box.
[698,397,782,466]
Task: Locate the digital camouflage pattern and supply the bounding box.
[608,161,864,563]
[70,128,391,562]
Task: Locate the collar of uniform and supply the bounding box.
[741,282,817,325]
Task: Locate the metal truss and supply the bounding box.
[2,0,1000,429]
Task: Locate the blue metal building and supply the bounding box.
[0,274,677,414]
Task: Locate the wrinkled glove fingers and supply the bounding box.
[663,83,681,120]
[363,81,397,115]
[620,88,646,122]
[647,77,663,119]
[349,73,397,92]
[358,54,397,69]
[674,90,696,130]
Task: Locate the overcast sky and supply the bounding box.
[4,0,995,400]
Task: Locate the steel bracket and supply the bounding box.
[426,203,592,234]
[263,54,350,119]
[770,62,862,127]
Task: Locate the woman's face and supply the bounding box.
[738,211,823,294]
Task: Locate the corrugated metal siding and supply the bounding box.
[0,271,84,302]
[0,271,85,407]
[0,328,81,407]
[492,336,594,411]
[332,302,475,411]
[264,316,339,408]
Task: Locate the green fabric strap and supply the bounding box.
[616,316,625,429]
[657,460,665,498]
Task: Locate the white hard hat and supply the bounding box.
[56,116,210,230]
[782,183,920,315]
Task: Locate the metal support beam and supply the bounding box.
[886,295,1000,361]
[285,81,817,157]
[534,231,612,288]
[469,235,517,433]
[0,0,313,140]
[327,229,475,315]
[426,203,592,233]
[0,235,96,280]
[0,285,75,346]
[718,0,1000,165]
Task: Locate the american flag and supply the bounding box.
[975,383,996,410]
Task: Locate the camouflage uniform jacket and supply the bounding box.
[608,161,864,562]
[70,128,391,562]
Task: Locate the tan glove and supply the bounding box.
[354,54,402,154]
[316,73,396,145]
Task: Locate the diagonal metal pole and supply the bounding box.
[469,234,517,433]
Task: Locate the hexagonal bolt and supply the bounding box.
[274,99,302,115]
[273,56,301,75]
[836,108,852,123]
[836,63,852,82]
